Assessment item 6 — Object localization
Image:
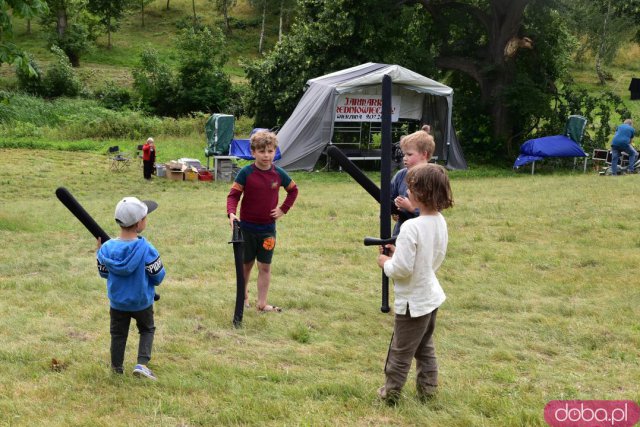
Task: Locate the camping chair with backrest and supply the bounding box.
[600,149,640,175]
[135,144,144,168]
[108,146,131,172]
[513,115,588,174]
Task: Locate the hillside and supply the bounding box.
[0,0,281,89]
[0,2,638,153]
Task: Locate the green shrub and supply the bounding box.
[132,48,179,116]
[15,57,45,96]
[0,91,214,142]
[43,46,83,98]
[48,22,96,67]
[157,112,208,137]
[94,81,132,110]
[62,110,162,140]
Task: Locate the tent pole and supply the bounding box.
[380,75,392,314]
[445,94,453,166]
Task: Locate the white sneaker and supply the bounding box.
[132,364,157,381]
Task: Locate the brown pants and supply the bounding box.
[384,308,438,395]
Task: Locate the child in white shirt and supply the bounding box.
[376,163,454,404]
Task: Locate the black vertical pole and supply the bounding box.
[380,75,392,313]
[229,220,245,328]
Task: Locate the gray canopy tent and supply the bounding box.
[275,63,467,171]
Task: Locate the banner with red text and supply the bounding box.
[335,95,401,122]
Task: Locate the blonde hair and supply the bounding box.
[146,137,154,143]
[406,163,453,212]
[400,125,435,156]
[250,130,278,151]
[623,119,633,125]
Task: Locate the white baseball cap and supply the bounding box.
[114,197,158,227]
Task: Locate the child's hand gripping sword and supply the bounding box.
[363,236,397,313]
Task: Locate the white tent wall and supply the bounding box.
[275,63,467,171]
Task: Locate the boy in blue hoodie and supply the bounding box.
[97,197,165,380]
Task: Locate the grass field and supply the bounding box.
[1,148,639,426]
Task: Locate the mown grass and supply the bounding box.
[1,147,639,426]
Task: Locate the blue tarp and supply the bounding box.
[230,138,282,160]
[514,135,586,168]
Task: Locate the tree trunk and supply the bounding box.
[279,0,284,42]
[27,19,31,35]
[409,0,531,151]
[192,0,197,25]
[57,7,67,37]
[166,0,170,10]
[107,18,112,49]
[141,0,145,28]
[224,2,231,33]
[259,0,266,53]
[595,0,611,85]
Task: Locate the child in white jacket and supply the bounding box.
[376,163,454,404]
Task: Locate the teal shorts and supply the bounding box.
[242,229,276,264]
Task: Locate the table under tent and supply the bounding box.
[273,63,467,171]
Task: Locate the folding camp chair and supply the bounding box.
[514,115,588,174]
[108,146,131,172]
[135,144,144,168]
[599,150,640,175]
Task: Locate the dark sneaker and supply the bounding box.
[112,366,124,375]
[133,364,157,381]
[377,386,400,405]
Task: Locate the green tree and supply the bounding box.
[277,0,296,42]
[248,0,268,52]
[245,0,417,127]
[562,0,638,84]
[214,0,236,33]
[88,0,128,48]
[132,48,179,116]
[0,0,49,74]
[397,0,546,155]
[42,45,82,97]
[175,25,232,114]
[136,0,155,27]
[41,0,98,66]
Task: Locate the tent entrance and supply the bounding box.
[326,119,421,170]
[330,119,419,154]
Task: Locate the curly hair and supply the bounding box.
[250,130,278,151]
[406,163,453,212]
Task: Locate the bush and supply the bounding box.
[15,57,45,96]
[132,48,179,116]
[223,16,261,30]
[43,46,83,98]
[48,22,96,67]
[175,16,205,31]
[94,81,132,110]
[225,83,249,117]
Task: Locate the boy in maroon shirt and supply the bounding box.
[227,130,298,312]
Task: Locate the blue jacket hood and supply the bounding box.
[96,236,165,312]
[98,237,147,276]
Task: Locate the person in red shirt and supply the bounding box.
[227,130,298,312]
[142,137,156,180]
